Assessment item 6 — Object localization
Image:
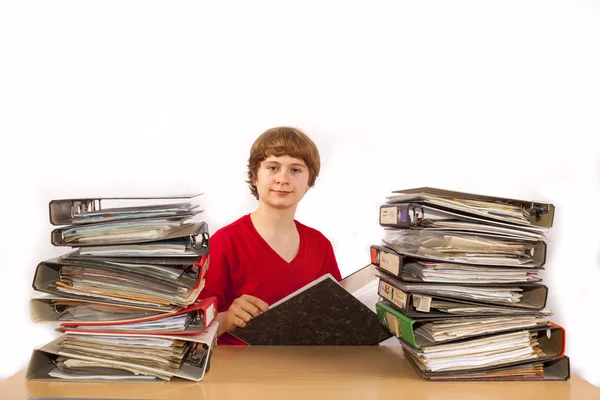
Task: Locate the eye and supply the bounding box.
[291,168,303,173]
[267,165,278,171]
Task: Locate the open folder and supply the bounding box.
[230,274,392,345]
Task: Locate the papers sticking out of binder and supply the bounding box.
[376,299,550,348]
[410,356,570,381]
[48,194,207,248]
[384,187,554,229]
[376,273,548,319]
[370,245,543,284]
[51,219,207,247]
[26,322,218,382]
[371,187,568,381]
[49,194,203,226]
[30,296,169,323]
[32,255,208,312]
[381,230,547,267]
[58,297,217,336]
[28,193,217,383]
[399,322,566,375]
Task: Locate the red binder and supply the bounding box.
[59,296,217,335]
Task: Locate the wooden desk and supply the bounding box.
[1,346,598,400]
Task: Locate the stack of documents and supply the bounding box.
[26,195,219,382]
[372,187,570,381]
[28,324,218,382]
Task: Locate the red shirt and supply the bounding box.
[200,214,342,345]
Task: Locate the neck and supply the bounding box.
[251,202,297,231]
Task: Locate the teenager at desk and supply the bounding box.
[201,127,342,345]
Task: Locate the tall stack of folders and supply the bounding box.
[26,195,219,383]
[372,187,570,381]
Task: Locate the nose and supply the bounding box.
[275,168,291,184]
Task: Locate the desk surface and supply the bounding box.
[1,346,599,400]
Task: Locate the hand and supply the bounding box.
[223,294,269,332]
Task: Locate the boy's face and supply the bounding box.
[254,155,311,210]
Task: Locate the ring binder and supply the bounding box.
[49,194,203,226]
[384,187,554,230]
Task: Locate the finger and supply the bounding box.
[239,301,261,318]
[231,308,254,323]
[243,295,270,312]
[231,316,246,328]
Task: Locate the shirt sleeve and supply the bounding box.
[199,232,234,313]
[324,239,343,282]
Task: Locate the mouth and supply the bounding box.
[272,190,292,195]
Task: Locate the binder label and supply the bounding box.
[206,304,216,326]
[392,288,407,310]
[379,280,407,310]
[380,207,398,225]
[380,251,400,275]
[384,311,402,337]
[379,280,394,304]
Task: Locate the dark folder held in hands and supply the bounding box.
[230,274,392,346]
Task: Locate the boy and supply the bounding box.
[201,126,342,344]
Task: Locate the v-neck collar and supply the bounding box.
[245,214,303,266]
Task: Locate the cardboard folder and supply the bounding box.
[230,274,392,345]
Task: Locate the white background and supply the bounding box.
[1,0,599,387]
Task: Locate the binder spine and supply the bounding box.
[377,279,409,312]
[49,199,100,226]
[379,203,424,228]
[379,203,425,229]
[370,245,403,277]
[376,301,418,347]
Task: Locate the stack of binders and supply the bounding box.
[26,195,219,382]
[372,187,571,381]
